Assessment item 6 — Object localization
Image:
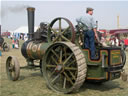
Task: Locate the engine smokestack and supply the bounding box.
[27,7,35,40]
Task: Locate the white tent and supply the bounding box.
[12,26,38,39]
[13,26,38,34]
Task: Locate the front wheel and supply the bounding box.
[3,42,10,51]
[6,56,20,81]
[121,50,126,68]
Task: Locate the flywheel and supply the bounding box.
[48,17,75,43]
[43,42,87,93]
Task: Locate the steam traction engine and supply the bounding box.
[0,25,10,51]
[6,7,126,93]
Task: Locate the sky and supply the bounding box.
[0,0,128,32]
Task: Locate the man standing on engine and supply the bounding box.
[76,7,99,59]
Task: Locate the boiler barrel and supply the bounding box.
[21,41,51,59]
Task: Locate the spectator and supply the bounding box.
[110,36,115,46]
[0,50,2,56]
[115,37,119,46]
[12,38,15,48]
[15,39,19,49]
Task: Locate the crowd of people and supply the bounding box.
[9,33,28,49]
[109,35,128,49]
[110,36,120,46]
[11,37,19,49]
[10,34,28,49]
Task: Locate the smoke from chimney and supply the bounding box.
[8,5,30,12]
[1,4,31,18]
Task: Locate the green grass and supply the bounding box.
[0,38,128,96]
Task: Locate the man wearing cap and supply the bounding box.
[76,7,99,59]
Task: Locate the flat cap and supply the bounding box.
[86,7,94,12]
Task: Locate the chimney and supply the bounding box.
[27,7,35,40]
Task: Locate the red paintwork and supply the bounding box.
[1,32,10,37]
[124,39,128,46]
[99,29,107,37]
[109,29,128,34]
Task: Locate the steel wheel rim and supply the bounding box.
[43,42,87,93]
[44,43,77,92]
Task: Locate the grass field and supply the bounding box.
[0,38,128,96]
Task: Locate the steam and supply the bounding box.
[8,5,30,12]
[1,9,6,18]
[1,4,31,18]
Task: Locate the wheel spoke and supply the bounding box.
[61,35,70,42]
[9,67,13,72]
[63,53,73,65]
[51,56,59,65]
[51,50,59,59]
[51,74,60,84]
[68,71,76,80]
[63,77,66,89]
[11,71,15,78]
[63,46,68,59]
[52,36,59,43]
[49,69,56,78]
[59,47,63,63]
[50,27,58,34]
[62,26,70,35]
[9,60,14,72]
[67,60,76,67]
[59,19,61,33]
[65,67,77,71]
[59,36,62,41]
[63,72,74,85]
[46,65,56,68]
[10,63,13,67]
[10,59,13,65]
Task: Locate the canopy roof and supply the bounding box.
[13,26,38,33]
[113,31,128,35]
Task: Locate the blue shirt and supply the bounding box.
[76,14,97,30]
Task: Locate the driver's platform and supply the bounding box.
[83,47,121,64]
[83,47,122,81]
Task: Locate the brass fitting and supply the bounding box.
[27,7,35,11]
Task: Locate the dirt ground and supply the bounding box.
[0,38,128,96]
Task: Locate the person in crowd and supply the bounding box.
[0,50,2,56]
[115,37,119,46]
[12,38,15,48]
[15,39,19,49]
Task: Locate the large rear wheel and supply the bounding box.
[43,42,87,93]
